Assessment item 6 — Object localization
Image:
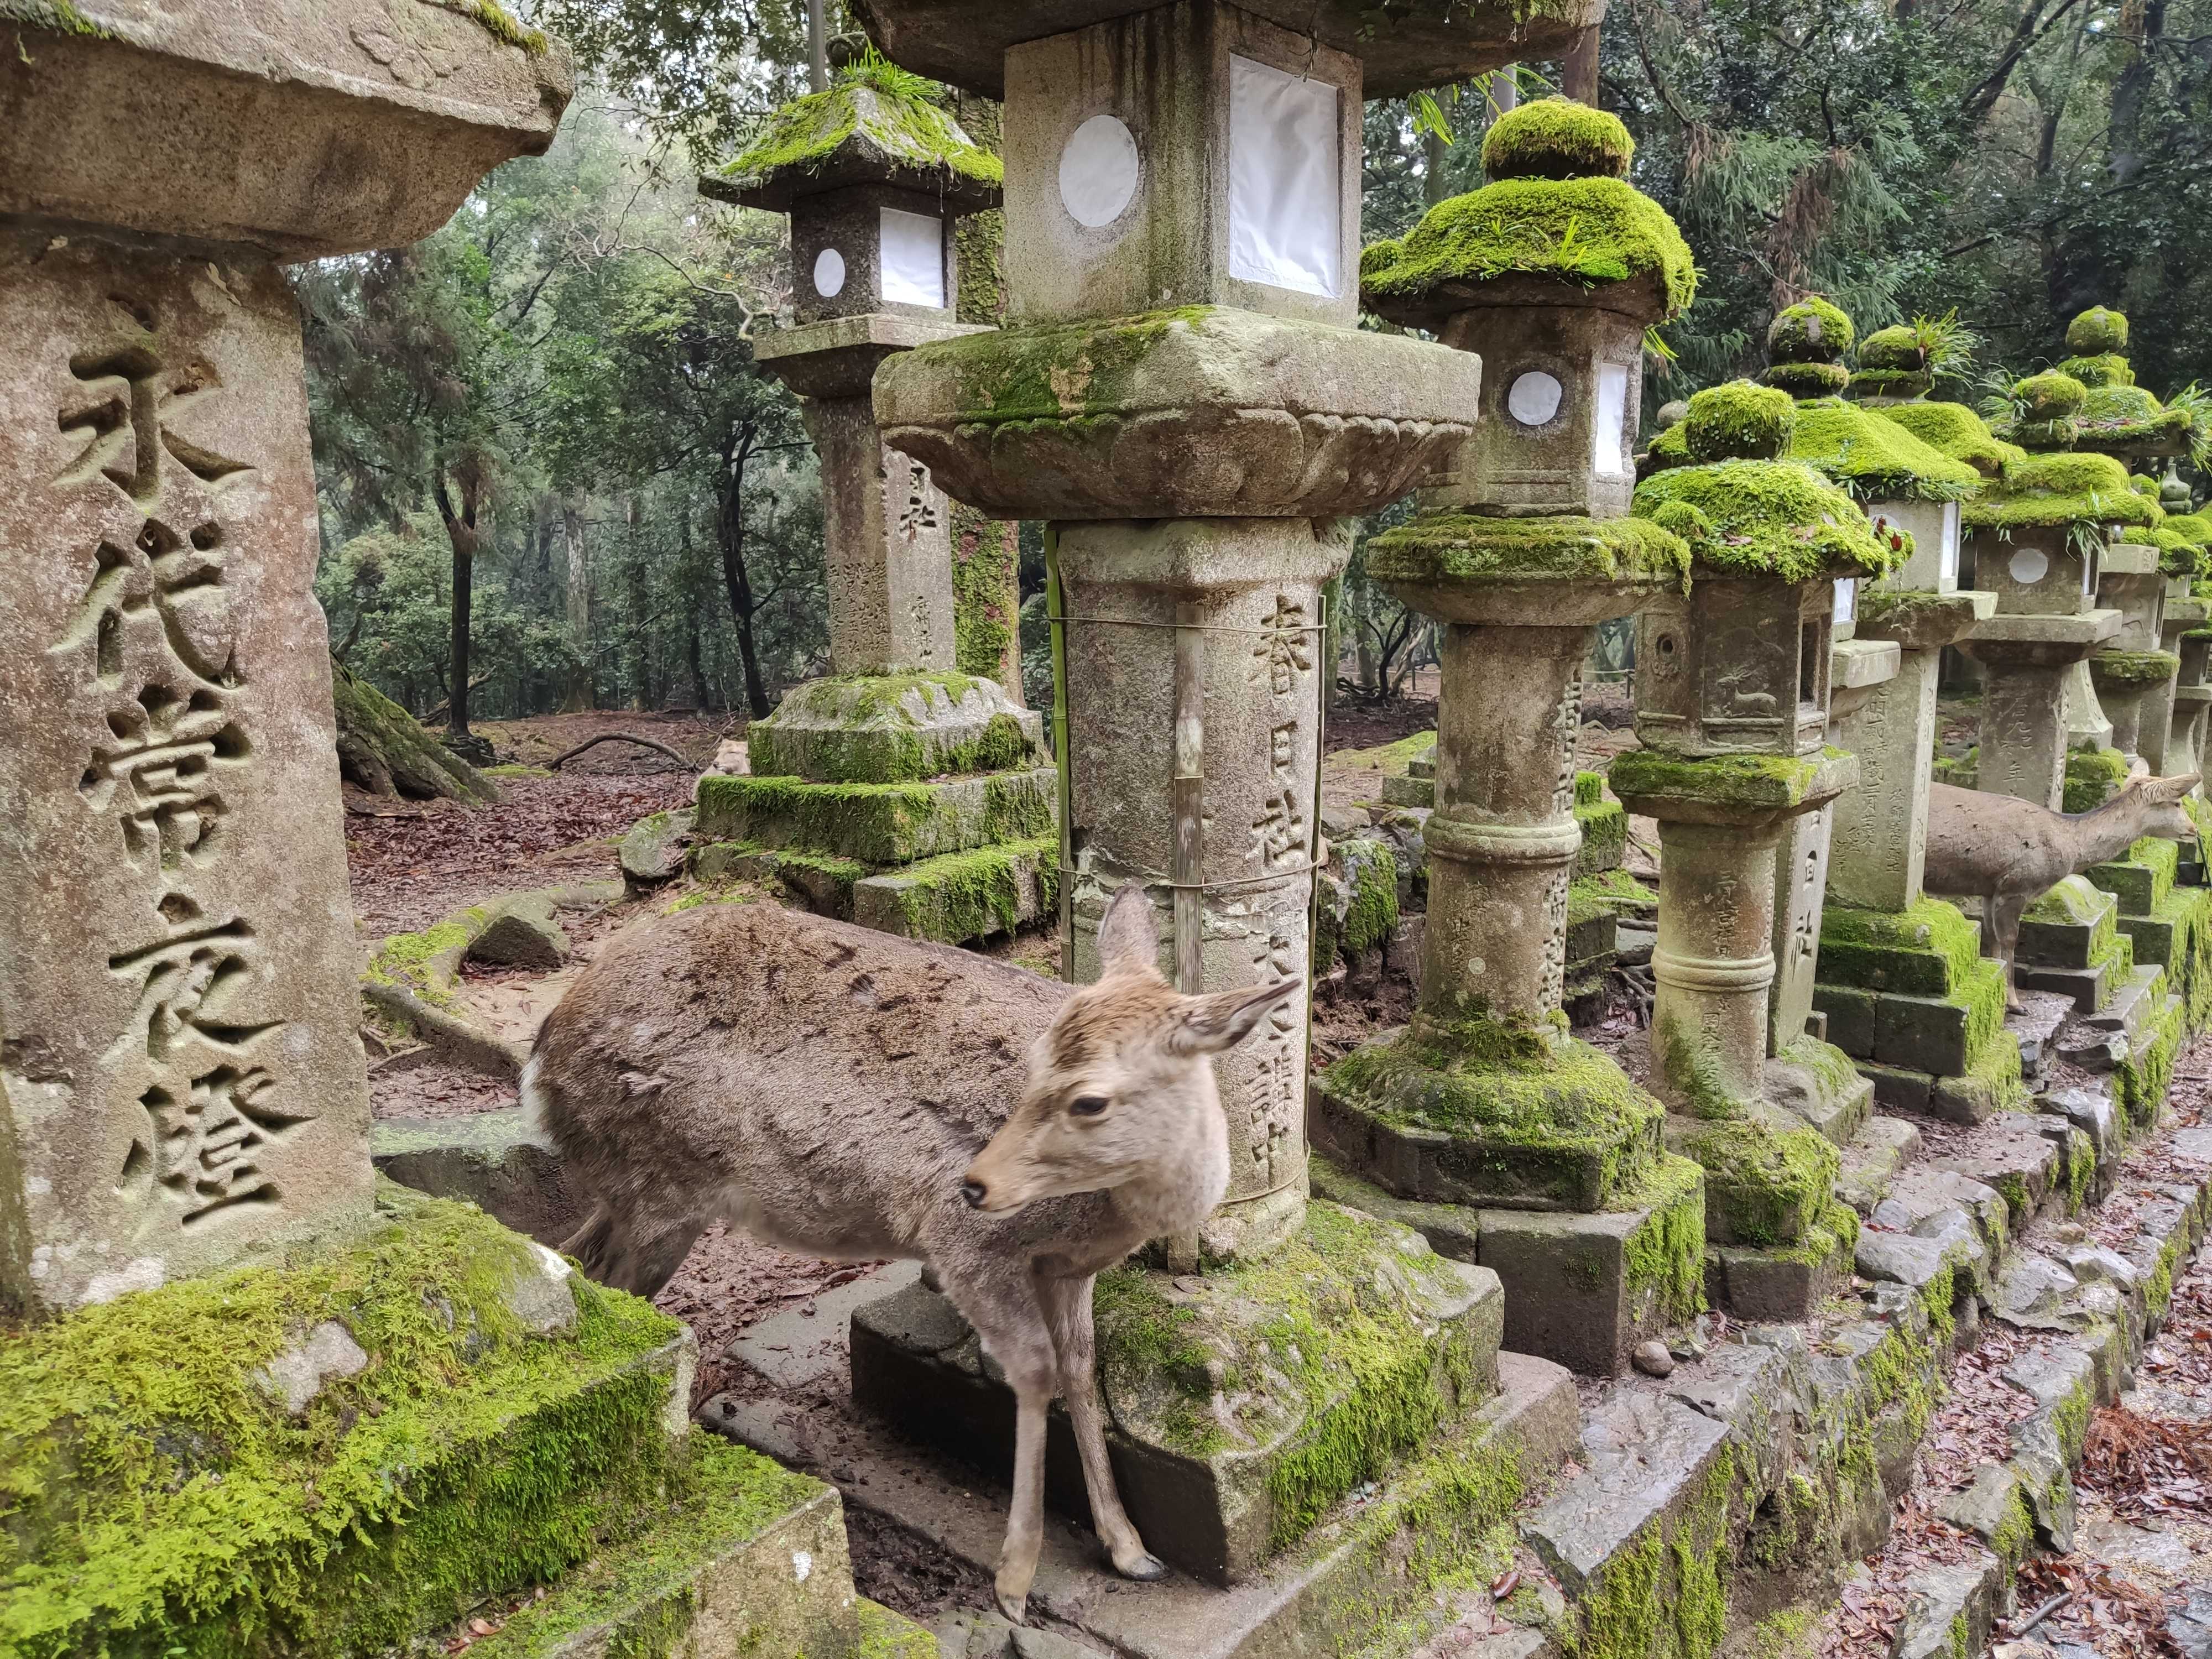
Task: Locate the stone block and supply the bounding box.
[692,766,1057,865]
[1708,1237,1849,1322]
[371,1108,579,1249]
[1871,990,1978,1075]
[1764,1035,1876,1145]
[1308,1153,1480,1263]
[2,1184,699,1655]
[747,671,1044,784]
[849,1202,1501,1585]
[2089,846,2174,916]
[2019,875,2120,968]
[1574,792,1630,877]
[1668,1115,1840,1249]
[454,1441,900,1659]
[1475,1154,1707,1378]
[851,834,1059,943]
[1380,772,1436,809]
[1313,1031,1665,1214]
[1,240,379,1313]
[1524,1391,1733,1597]
[1861,1061,1934,1114]
[1817,898,1983,996]
[620,807,695,887]
[1811,984,1877,1058]
[467,892,572,970]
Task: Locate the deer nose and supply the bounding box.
[960,1180,988,1210]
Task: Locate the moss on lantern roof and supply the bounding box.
[1789,397,1983,503]
[709,72,1002,206]
[2056,353,2133,388]
[1684,380,1795,461]
[1765,299,1855,397]
[1358,176,1698,319]
[1633,458,1906,582]
[1480,96,1636,180]
[2075,382,2195,456]
[2017,371,2089,419]
[1368,510,1691,589]
[2164,510,2212,546]
[1642,418,1692,473]
[2069,306,2130,355]
[1850,325,1934,400]
[1871,400,2026,479]
[2150,529,2205,577]
[1961,450,2166,533]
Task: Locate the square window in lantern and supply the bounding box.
[1593,363,1631,476]
[879,207,946,307]
[1228,54,1341,299]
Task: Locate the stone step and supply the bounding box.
[693,766,1059,865]
[1381,772,1436,809]
[1891,1552,2004,1659]
[1835,1114,1923,1216]
[1926,1112,2069,1230]
[1522,1390,1731,1597]
[2086,962,2166,1035]
[706,1352,1582,1659]
[371,1107,580,1250]
[851,834,1060,945]
[1874,1164,2011,1266]
[453,1436,919,1658]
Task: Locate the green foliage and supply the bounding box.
[1366,512,1691,588]
[1480,95,1636,180]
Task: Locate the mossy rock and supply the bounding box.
[2064,744,2133,812]
[331,656,497,806]
[2015,371,2089,421]
[2090,648,2182,688]
[1480,95,1635,180]
[1768,295,1855,364]
[1683,379,1796,462]
[2068,305,2130,356]
[1872,400,2025,479]
[1633,456,1903,583]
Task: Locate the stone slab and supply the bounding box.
[692,766,1058,865]
[706,1351,1581,1659]
[851,835,1060,944]
[371,1108,580,1249]
[1523,1390,1731,1595]
[727,1259,925,1391]
[0,0,572,259]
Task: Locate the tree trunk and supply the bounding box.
[447,540,474,737]
[682,510,709,709]
[560,492,592,712]
[626,492,650,712]
[716,429,772,720]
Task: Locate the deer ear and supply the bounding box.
[1170,978,1303,1056]
[2147,771,2203,804]
[1097,883,1162,976]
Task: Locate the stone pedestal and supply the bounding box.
[2089,541,2178,767]
[2147,590,2203,774]
[1961,614,2122,808]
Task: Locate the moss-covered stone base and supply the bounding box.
[695,766,1057,866]
[2089,834,2212,1030]
[2018,875,2133,1011]
[745,670,1043,785]
[0,1182,696,1659]
[2063,744,2131,812]
[1312,1017,1665,1213]
[849,1203,1504,1585]
[851,836,1059,943]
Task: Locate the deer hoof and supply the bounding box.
[1115,1551,1169,1583]
[994,1588,1029,1626]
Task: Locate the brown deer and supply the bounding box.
[523,885,1299,1625]
[1922,771,2200,1010]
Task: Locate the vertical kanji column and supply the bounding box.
[0,3,570,1313]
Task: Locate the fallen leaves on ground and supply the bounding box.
[2012,1553,2180,1656]
[2083,1405,2212,1525]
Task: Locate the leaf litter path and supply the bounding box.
[1821,1039,2212,1659]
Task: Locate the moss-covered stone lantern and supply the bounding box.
[2159,495,2212,782]
[1359,98,1697,519]
[1612,380,1905,1317]
[1312,98,1708,1379]
[2054,307,2199,462]
[1848,324,1937,405]
[692,64,1063,947]
[856,0,1579,1614]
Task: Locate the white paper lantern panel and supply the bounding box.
[1227,54,1340,299]
[879,207,946,308]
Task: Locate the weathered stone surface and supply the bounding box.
[749,671,1042,784]
[371,1108,580,1248]
[1,239,375,1312]
[1524,1390,1731,1595]
[253,1317,369,1415]
[467,891,571,970]
[619,806,695,887]
[1893,1553,2001,1659]
[850,835,1059,945]
[0,1,572,259]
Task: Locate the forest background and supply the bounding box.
[301,0,2212,739]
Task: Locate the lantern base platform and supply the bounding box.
[2016,877,2132,1012]
[2087,833,2212,1026]
[1764,1035,1878,1146]
[1666,1112,1860,1319]
[1313,1151,1708,1379]
[839,1203,1504,1588]
[745,670,1045,785]
[1310,1022,1666,1214]
[688,834,1061,948]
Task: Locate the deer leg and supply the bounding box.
[560,1203,707,1299]
[1992,893,2028,1013]
[1040,1273,1166,1583]
[942,1267,1061,1625]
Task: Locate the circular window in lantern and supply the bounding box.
[2008,547,2050,586]
[1060,115,1140,229]
[1506,371,1565,428]
[813,248,847,298]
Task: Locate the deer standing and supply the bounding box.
[523,885,1300,1624]
[1922,771,2200,1010]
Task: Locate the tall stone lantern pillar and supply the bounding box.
[0,2,572,1314]
[1614,382,1906,1318]
[1311,97,1710,1378]
[851,0,1600,1605]
[692,72,1065,947]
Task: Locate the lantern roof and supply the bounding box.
[702,65,1002,215]
[848,0,1603,100]
[1961,451,2167,535]
[1359,98,1694,331]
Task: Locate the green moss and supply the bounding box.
[1873,400,2026,479]
[2076,383,2195,456]
[1,0,113,38]
[1480,95,1635,180]
[1567,1446,1734,1659]
[1767,360,1851,397]
[1642,419,1691,471]
[431,0,546,51]
[707,75,1001,201]
[1788,397,1983,502]
[1857,326,1929,374]
[2091,648,2182,687]
[1617,1157,1709,1326]
[2069,305,2130,355]
[692,768,1052,865]
[1633,454,1901,580]
[1610,747,1853,813]
[1332,729,1437,777]
[366,917,476,1007]
[893,304,1234,425]
[1769,296,1854,364]
[1683,380,1796,462]
[1676,1118,1840,1246]
[2056,352,2133,388]
[1095,1204,1491,1554]
[0,1184,687,1658]
[2064,744,2133,812]
[1340,842,1402,959]
[2166,510,2212,546]
[1366,511,1691,590]
[1359,176,1698,320]
[1572,867,1657,916]
[950,514,1020,685]
[2017,371,2090,420]
[2116,983,2186,1128]
[874,836,1057,942]
[1964,449,2164,533]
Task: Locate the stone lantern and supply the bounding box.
[849,0,1594,1618]
[2088,536,2179,765]
[1614,380,1906,1318]
[1312,98,1708,1379]
[692,69,1064,946]
[2160,489,2212,782]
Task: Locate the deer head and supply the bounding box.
[2106,768,2203,843]
[959,884,1302,1220]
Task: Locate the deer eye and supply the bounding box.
[1068,1094,1110,1118]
